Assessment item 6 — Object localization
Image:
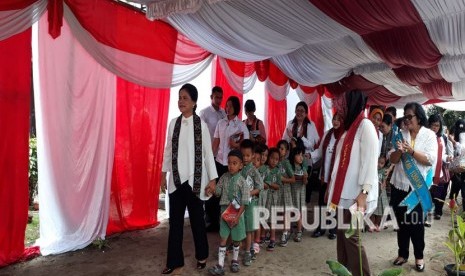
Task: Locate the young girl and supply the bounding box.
[289,146,308,242]
[264,148,281,251]
[253,144,269,251]
[277,140,295,247]
[370,156,389,232]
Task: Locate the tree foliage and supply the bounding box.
[426,105,465,131]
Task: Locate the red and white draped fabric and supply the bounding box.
[35,16,116,255]
[0,0,46,41]
[0,29,33,268]
[166,0,465,106]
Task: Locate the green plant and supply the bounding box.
[326,209,403,276]
[92,238,111,250]
[444,201,465,272]
[28,137,38,207]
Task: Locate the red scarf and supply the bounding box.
[433,137,443,184]
[329,112,365,209]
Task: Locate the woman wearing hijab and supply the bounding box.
[326,90,379,276]
[389,102,437,272]
[310,112,344,240]
[161,83,218,274]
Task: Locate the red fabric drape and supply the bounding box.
[107,78,170,235]
[324,75,401,105]
[47,0,63,39]
[266,92,287,147]
[420,80,453,99]
[393,65,443,86]
[65,0,180,63]
[225,59,256,77]
[308,93,324,138]
[214,58,243,118]
[0,0,37,10]
[0,30,31,267]
[254,60,270,82]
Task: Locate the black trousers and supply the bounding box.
[430,183,449,216]
[167,182,208,268]
[449,173,465,211]
[204,161,228,229]
[390,185,425,260]
[315,182,336,234]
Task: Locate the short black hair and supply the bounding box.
[386,106,397,117]
[227,96,241,116]
[288,147,305,170]
[428,114,444,137]
[228,149,243,161]
[180,83,198,102]
[240,139,255,151]
[277,139,289,150]
[212,86,223,94]
[244,100,256,113]
[266,147,280,165]
[382,114,393,126]
[404,102,428,127]
[254,143,268,154]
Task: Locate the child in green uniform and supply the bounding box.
[289,146,308,242]
[240,140,263,265]
[208,150,250,275]
[264,148,282,251]
[277,140,295,247]
[254,144,269,249]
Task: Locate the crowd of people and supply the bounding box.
[160,83,465,275]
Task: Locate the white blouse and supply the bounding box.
[199,105,226,140]
[214,116,249,166]
[388,127,438,192]
[311,130,336,183]
[326,119,379,213]
[162,115,218,200]
[282,120,320,155]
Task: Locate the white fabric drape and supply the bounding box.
[0,0,46,41]
[218,57,257,94]
[35,15,116,255]
[265,78,289,101]
[295,86,318,106]
[321,95,333,132]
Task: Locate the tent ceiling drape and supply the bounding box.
[159,0,465,105]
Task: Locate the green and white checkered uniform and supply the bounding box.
[278,159,294,208]
[215,172,249,241]
[257,165,269,207]
[241,163,264,232]
[291,163,306,210]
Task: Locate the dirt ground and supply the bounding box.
[0,199,457,276]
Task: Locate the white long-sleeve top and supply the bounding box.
[199,105,226,141]
[162,115,218,200]
[282,120,320,160]
[310,130,337,183]
[214,116,249,166]
[326,119,379,213]
[388,127,437,192]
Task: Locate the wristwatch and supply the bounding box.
[361,189,369,195]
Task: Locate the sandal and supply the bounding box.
[393,257,407,266]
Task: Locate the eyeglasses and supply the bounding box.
[404,114,416,121]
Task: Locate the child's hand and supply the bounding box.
[264,183,269,190]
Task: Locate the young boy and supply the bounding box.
[240,140,264,265]
[208,150,250,275]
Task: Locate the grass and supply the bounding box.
[25,211,40,246]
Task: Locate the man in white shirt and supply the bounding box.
[199,86,226,141]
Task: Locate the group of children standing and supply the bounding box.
[208,139,308,275]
